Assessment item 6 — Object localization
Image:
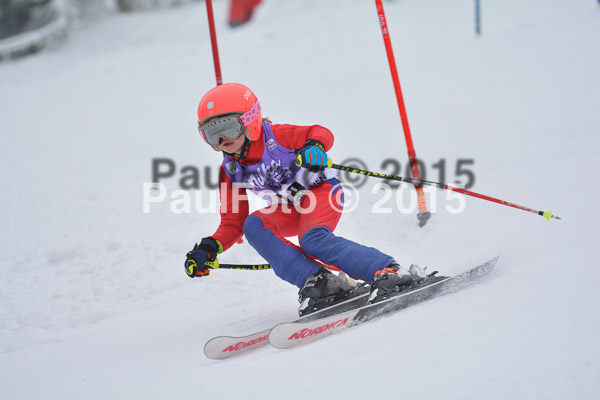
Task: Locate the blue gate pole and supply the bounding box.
[475,0,481,36]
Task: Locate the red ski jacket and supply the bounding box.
[211,123,334,251]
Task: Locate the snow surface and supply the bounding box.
[1,0,599,398]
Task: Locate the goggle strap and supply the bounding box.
[240,100,261,127]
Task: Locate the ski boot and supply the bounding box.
[298,268,366,316]
[368,262,445,304]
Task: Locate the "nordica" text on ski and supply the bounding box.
[287,318,349,341]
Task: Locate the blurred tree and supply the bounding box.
[0,0,53,39]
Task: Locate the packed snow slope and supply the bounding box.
[1,0,599,399]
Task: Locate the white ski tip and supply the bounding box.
[204,330,270,360]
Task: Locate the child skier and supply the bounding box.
[185,83,425,315]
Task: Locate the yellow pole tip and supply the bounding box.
[542,211,553,221]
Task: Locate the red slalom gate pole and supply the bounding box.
[205,0,223,85]
[375,0,429,227]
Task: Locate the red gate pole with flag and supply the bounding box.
[206,0,223,85]
[375,0,430,227]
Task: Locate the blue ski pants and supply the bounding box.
[243,178,394,288]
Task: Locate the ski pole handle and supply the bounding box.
[204,259,219,269]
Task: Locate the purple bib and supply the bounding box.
[222,122,336,203]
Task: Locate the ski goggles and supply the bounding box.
[199,115,244,148]
[198,101,261,149]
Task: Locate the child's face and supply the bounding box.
[218,132,246,154]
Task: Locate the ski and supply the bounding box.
[204,285,370,360]
[268,256,499,350]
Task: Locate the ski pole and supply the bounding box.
[186,258,272,278]
[217,262,271,270]
[190,256,344,276]
[187,257,343,277]
[205,0,223,85]
[329,162,561,221]
[375,0,430,227]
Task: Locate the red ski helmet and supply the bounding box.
[197,83,262,151]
